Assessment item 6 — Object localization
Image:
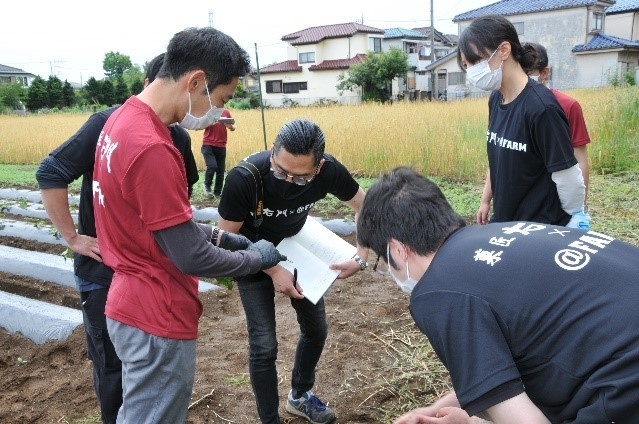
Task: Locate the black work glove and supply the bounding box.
[246,240,287,270]
[219,231,252,252]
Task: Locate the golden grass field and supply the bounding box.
[0,86,635,181]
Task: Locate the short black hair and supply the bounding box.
[272,119,326,165]
[357,167,465,262]
[160,27,251,93]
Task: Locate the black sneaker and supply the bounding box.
[285,390,336,424]
[204,185,213,198]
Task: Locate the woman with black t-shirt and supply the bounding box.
[457,15,585,227]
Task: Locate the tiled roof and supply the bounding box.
[411,27,455,44]
[259,60,303,74]
[308,54,368,71]
[384,28,427,40]
[606,0,639,14]
[572,33,639,52]
[282,23,384,46]
[423,48,459,71]
[453,0,611,21]
[445,34,460,44]
[0,64,34,75]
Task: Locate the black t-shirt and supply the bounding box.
[411,223,639,422]
[487,82,577,225]
[218,150,359,246]
[36,108,199,287]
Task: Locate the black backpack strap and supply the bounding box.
[235,160,264,228]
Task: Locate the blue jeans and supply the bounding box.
[201,145,226,196]
[75,278,122,424]
[237,273,328,424]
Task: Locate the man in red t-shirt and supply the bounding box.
[92,27,285,424]
[202,108,235,197]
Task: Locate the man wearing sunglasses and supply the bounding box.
[217,118,368,424]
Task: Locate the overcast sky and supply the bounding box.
[2,0,495,84]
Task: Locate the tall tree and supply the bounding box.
[103,51,133,79]
[83,77,102,105]
[130,79,144,95]
[114,77,130,104]
[46,76,64,108]
[123,65,144,89]
[26,76,48,110]
[337,47,409,103]
[62,81,76,108]
[100,79,116,106]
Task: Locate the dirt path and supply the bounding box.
[0,232,418,423]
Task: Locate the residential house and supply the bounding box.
[383,27,457,100]
[259,22,383,107]
[453,0,639,90]
[0,64,36,87]
[421,49,474,101]
[605,0,639,40]
[240,71,260,94]
[573,33,639,85]
[599,0,639,82]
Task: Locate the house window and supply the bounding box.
[299,52,315,64]
[448,72,465,85]
[266,80,282,93]
[282,82,308,93]
[370,37,382,53]
[512,22,524,35]
[435,47,449,59]
[591,12,603,32]
[405,42,417,54]
[0,76,11,84]
[418,45,430,60]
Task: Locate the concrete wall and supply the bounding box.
[606,12,639,40]
[575,51,620,87]
[505,9,593,89]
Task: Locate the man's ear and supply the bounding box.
[317,158,326,172]
[388,238,408,263]
[186,70,206,93]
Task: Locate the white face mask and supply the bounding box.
[387,243,418,295]
[466,48,503,91]
[529,75,540,82]
[179,80,224,130]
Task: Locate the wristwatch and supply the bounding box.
[353,254,368,271]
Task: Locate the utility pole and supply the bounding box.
[430,0,435,100]
[208,9,214,28]
[255,43,267,150]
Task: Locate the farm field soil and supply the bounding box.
[0,231,418,423]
